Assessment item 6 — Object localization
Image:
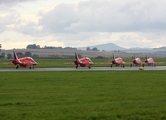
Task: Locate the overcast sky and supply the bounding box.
[0,0,166,49]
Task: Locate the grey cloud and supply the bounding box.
[0,13,21,32]
[0,0,38,4]
[37,0,166,34]
[38,3,79,34]
[16,22,39,35]
[11,3,78,36]
[2,0,166,49]
[0,0,41,34]
[2,0,166,37]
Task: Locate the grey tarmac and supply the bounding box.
[0,66,166,72]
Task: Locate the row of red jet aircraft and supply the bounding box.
[74,53,157,68]
[11,51,157,69]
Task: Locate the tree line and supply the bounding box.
[26,44,100,51]
[26,44,77,50]
[2,52,39,59]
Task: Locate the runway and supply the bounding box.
[0,66,166,72]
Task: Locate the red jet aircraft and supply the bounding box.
[144,55,156,67]
[130,55,144,67]
[110,54,125,68]
[12,51,37,69]
[74,52,94,69]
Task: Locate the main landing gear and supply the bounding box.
[110,64,125,68]
[76,65,78,69]
[16,65,19,69]
[121,64,125,68]
[142,64,145,67]
[29,65,34,69]
[15,65,35,69]
[110,64,113,68]
[75,65,91,69]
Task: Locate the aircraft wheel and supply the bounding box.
[16,65,19,69]
[76,65,78,69]
[29,66,32,69]
[88,66,91,69]
[142,64,144,67]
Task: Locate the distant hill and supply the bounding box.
[129,47,153,50]
[77,43,127,51]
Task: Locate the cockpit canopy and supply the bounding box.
[27,57,34,61]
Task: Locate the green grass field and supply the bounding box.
[0,71,166,120]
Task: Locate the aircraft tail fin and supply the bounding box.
[13,51,19,60]
[134,54,136,59]
[146,54,148,59]
[75,52,79,60]
[112,54,115,60]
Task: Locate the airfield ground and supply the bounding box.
[0,58,166,119]
[0,71,166,120]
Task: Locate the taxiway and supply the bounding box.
[0,66,166,72]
